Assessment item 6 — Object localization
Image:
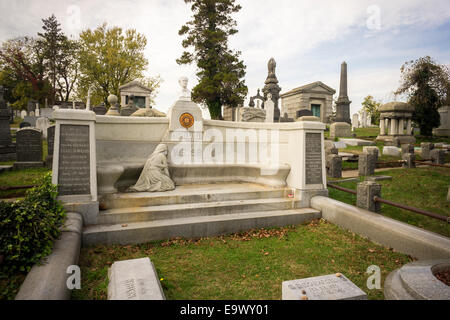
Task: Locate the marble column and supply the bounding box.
[380,118,385,135]
[390,118,398,136]
[406,118,412,136]
[398,118,404,135]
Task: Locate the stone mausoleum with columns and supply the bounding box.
[376,102,415,145]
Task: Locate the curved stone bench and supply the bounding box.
[97,162,291,195]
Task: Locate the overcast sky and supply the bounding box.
[1,0,449,116]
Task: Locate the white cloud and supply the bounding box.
[0,0,449,114]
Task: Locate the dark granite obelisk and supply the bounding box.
[334,62,351,124]
[262,58,281,122]
[0,86,16,161]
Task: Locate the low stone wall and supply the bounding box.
[311,196,450,260]
[15,212,83,300]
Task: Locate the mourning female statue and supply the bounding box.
[129,144,175,192]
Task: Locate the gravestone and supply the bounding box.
[265,94,275,123]
[363,146,379,163]
[20,110,27,119]
[401,144,414,155]
[358,153,376,176]
[108,258,165,300]
[305,133,323,185]
[20,122,31,128]
[46,125,55,168]
[36,117,51,138]
[326,154,342,178]
[57,124,91,196]
[402,153,415,169]
[13,128,43,169]
[430,149,445,165]
[23,115,37,127]
[352,113,359,129]
[93,103,107,115]
[420,142,434,160]
[40,108,54,118]
[383,146,400,157]
[357,180,381,213]
[0,86,16,161]
[282,274,367,300]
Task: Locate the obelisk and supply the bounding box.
[335,62,351,124]
[330,62,352,139]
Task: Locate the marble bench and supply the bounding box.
[97,162,291,195]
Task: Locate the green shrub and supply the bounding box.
[0,173,66,273]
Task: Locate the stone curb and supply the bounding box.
[311,196,450,260]
[15,212,82,300]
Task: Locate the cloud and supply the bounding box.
[0,0,449,114]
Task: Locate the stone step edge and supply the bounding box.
[100,197,301,216]
[84,208,321,234]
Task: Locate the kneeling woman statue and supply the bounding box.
[129,144,175,192]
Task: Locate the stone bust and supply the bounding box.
[178,76,191,101]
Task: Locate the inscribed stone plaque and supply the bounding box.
[58,124,90,196]
[16,128,42,162]
[282,274,367,300]
[305,133,323,184]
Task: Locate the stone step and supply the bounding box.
[98,198,301,225]
[83,208,321,246]
[99,183,290,210]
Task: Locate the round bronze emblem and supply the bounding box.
[179,113,194,129]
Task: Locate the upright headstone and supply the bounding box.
[358,153,376,176]
[430,149,445,165]
[352,113,359,129]
[23,115,37,127]
[265,93,275,123]
[420,142,434,160]
[13,128,43,169]
[305,133,323,185]
[46,125,55,168]
[326,154,342,178]
[52,109,97,202]
[0,86,16,161]
[20,110,27,119]
[36,117,51,138]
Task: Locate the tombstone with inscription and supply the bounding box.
[0,86,16,161]
[52,109,97,202]
[282,274,367,300]
[13,128,43,169]
[46,125,55,168]
[305,132,323,185]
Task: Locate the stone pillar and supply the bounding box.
[326,154,342,179]
[334,62,351,124]
[358,153,376,176]
[420,142,434,160]
[430,149,445,165]
[357,180,381,213]
[398,118,404,135]
[380,118,385,135]
[390,118,397,136]
[406,118,412,136]
[362,146,379,163]
[401,144,414,155]
[402,153,415,169]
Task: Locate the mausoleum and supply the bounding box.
[119,80,153,109]
[376,102,415,145]
[280,81,335,123]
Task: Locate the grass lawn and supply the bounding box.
[72,219,413,301]
[329,167,450,238]
[0,167,50,198]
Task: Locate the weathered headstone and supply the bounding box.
[402,153,415,168]
[20,110,27,119]
[363,146,379,163]
[282,274,367,300]
[401,144,414,155]
[108,258,165,300]
[265,94,275,123]
[383,146,400,157]
[357,180,381,213]
[352,113,359,129]
[13,128,43,169]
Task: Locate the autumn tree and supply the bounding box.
[361,95,381,125]
[77,23,156,106]
[395,56,450,136]
[177,0,248,119]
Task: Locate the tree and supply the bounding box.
[395,56,450,136]
[177,0,248,119]
[37,15,67,104]
[77,23,153,106]
[0,37,51,109]
[54,39,80,102]
[361,95,381,125]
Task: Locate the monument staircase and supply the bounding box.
[83,183,321,245]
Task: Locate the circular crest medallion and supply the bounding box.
[179,113,194,129]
